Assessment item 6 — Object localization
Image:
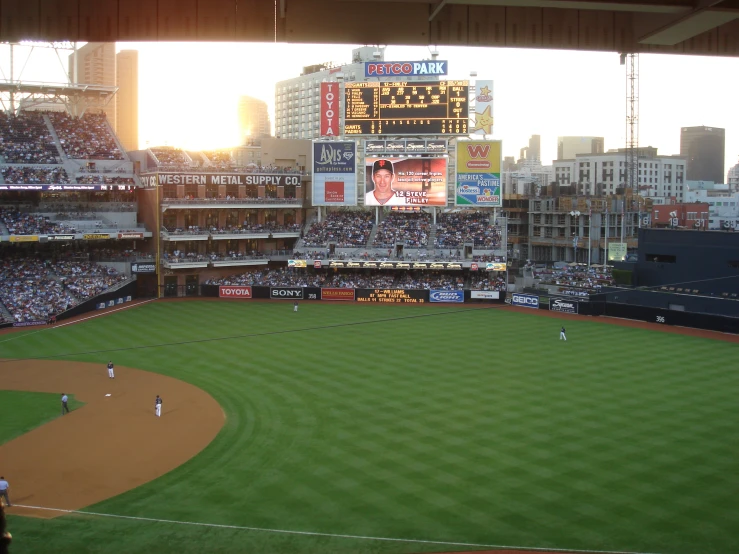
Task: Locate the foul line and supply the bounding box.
[12,504,663,554]
[0,299,155,345]
[0,303,504,363]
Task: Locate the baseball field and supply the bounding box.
[0,300,737,554]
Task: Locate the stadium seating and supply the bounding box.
[0,110,59,163]
[373,212,430,248]
[0,208,73,235]
[435,212,501,249]
[302,211,373,247]
[2,166,70,184]
[48,112,124,160]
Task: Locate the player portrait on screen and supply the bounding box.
[365,159,405,206]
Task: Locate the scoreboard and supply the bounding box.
[344,81,469,136]
[356,289,428,303]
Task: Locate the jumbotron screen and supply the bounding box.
[344,81,469,136]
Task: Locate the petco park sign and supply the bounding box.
[365,61,448,77]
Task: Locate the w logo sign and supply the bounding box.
[464,142,493,169]
[467,144,490,158]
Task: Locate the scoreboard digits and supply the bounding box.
[344,81,469,136]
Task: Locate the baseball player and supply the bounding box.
[0,476,10,507]
[560,326,567,341]
[155,395,162,417]
[107,361,115,379]
[61,393,69,415]
[293,301,299,313]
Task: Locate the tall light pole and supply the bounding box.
[570,210,581,263]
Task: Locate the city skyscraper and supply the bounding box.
[69,42,116,124]
[238,96,271,140]
[680,126,725,184]
[557,136,604,160]
[519,134,541,163]
[115,50,139,151]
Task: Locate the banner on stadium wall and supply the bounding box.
[288,259,308,267]
[327,260,462,270]
[356,289,428,303]
[320,82,340,137]
[219,286,252,298]
[12,320,46,327]
[0,184,132,191]
[270,287,303,299]
[511,293,539,309]
[550,297,578,314]
[365,139,448,155]
[471,290,500,300]
[608,242,628,261]
[131,262,156,274]
[321,288,355,301]
[456,140,502,207]
[47,234,76,241]
[471,80,493,135]
[429,290,464,303]
[486,262,506,271]
[118,232,144,239]
[153,174,301,187]
[312,141,357,206]
[9,235,39,242]
[83,234,110,240]
[364,156,447,207]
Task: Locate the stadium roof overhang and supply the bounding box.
[0,0,737,56]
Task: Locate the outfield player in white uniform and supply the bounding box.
[107,361,115,379]
[155,395,162,417]
[293,301,299,313]
[560,326,567,341]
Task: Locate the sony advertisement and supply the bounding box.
[364,157,447,207]
[312,141,357,206]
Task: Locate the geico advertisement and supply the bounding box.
[511,293,539,309]
[364,157,447,207]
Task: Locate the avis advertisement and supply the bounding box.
[365,157,447,207]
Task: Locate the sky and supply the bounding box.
[1,42,738,179]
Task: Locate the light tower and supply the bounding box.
[624,52,639,194]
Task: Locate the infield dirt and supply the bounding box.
[0,360,224,519]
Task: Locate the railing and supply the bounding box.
[161,197,303,205]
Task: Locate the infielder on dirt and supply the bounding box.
[155,395,162,417]
[107,361,115,379]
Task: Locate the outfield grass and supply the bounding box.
[0,391,83,446]
[3,301,738,554]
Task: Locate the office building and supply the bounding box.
[115,50,139,151]
[238,96,271,140]
[554,147,686,201]
[680,126,725,184]
[69,42,116,124]
[519,134,540,163]
[726,157,739,191]
[275,46,442,140]
[557,136,604,160]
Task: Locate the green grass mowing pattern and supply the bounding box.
[0,391,83,445]
[3,301,738,554]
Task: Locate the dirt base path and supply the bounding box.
[0,360,224,519]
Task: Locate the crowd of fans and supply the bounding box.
[0,208,72,235]
[469,274,507,291]
[49,112,124,160]
[373,213,430,248]
[0,110,59,163]
[435,212,501,249]
[302,211,373,248]
[75,175,136,185]
[206,268,504,291]
[2,166,70,184]
[535,264,614,291]
[0,258,127,322]
[151,147,186,165]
